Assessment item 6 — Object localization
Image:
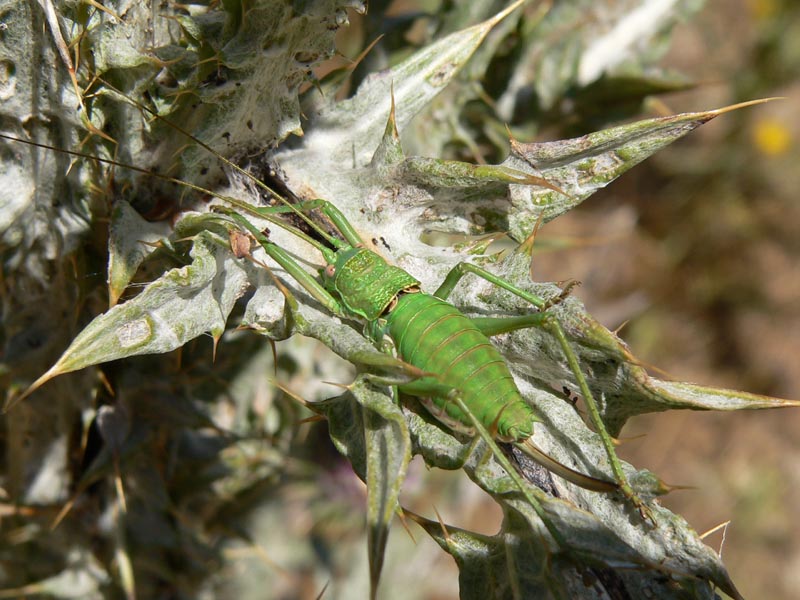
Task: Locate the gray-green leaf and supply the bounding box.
[24,232,248,396]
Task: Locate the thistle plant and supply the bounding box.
[0,1,796,599]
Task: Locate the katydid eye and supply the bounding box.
[324,264,336,278]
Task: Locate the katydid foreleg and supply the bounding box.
[214,207,347,317]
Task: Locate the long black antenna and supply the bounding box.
[0,132,330,254]
[94,76,340,247]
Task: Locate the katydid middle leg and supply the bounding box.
[433,262,652,519]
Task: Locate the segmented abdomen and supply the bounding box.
[387,292,535,441]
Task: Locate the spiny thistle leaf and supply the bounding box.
[502,100,780,239]
[395,157,563,192]
[20,231,249,400]
[90,0,366,180]
[402,401,743,599]
[407,509,733,600]
[349,379,411,599]
[4,1,795,598]
[294,1,525,169]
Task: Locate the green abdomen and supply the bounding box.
[387,293,534,441]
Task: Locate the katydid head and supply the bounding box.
[319,247,360,288]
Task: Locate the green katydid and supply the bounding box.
[213,199,634,500]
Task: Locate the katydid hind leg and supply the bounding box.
[398,379,618,494]
[435,261,654,520]
[401,381,573,548]
[541,315,654,521]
